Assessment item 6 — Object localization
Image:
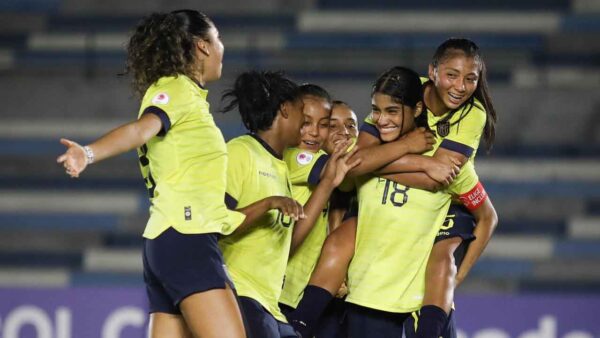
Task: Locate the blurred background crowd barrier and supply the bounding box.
[0,0,599,337]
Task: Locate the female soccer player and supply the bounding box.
[290,39,498,338]
[317,100,361,338]
[282,93,389,338]
[325,101,359,153]
[345,66,482,337]
[324,101,359,234]
[279,84,334,318]
[219,71,360,338]
[362,39,499,338]
[57,10,248,338]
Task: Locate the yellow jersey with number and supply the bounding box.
[346,162,479,313]
[137,75,245,239]
[219,134,294,322]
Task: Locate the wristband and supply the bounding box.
[83,146,95,164]
[458,181,488,210]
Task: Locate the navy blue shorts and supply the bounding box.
[142,227,234,314]
[240,297,297,338]
[403,309,457,338]
[435,204,476,243]
[346,303,409,338]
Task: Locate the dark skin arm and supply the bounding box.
[291,143,361,256]
[233,196,304,235]
[344,128,435,178]
[347,130,461,191]
[290,177,336,256]
[380,148,465,191]
[456,196,498,286]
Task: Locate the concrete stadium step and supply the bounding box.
[0,229,103,252]
[0,190,144,214]
[568,216,600,239]
[83,247,141,273]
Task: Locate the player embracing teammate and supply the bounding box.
[57,8,497,337]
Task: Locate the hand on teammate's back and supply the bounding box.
[56,138,88,178]
[401,127,436,154]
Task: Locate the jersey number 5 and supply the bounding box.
[381,179,409,207]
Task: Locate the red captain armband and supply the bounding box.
[458,181,488,211]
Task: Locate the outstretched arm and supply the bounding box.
[57,113,162,177]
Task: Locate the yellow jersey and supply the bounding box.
[137,75,245,239]
[346,162,479,313]
[279,147,330,308]
[219,134,294,322]
[361,77,486,162]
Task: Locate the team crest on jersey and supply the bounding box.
[436,121,450,137]
[296,152,313,165]
[152,93,170,105]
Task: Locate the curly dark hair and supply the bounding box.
[125,10,213,98]
[221,71,300,133]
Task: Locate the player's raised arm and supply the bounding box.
[290,141,360,254]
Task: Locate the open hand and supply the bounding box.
[56,138,87,178]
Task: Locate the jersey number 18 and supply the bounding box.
[381,179,409,207]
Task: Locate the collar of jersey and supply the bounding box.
[193,82,208,100]
[180,75,208,99]
[247,133,283,160]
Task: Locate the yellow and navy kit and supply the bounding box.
[137,75,245,239]
[346,161,479,313]
[219,134,295,322]
[361,77,486,162]
[279,147,330,308]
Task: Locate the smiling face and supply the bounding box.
[371,93,418,142]
[299,96,331,152]
[429,52,480,112]
[324,103,358,154]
